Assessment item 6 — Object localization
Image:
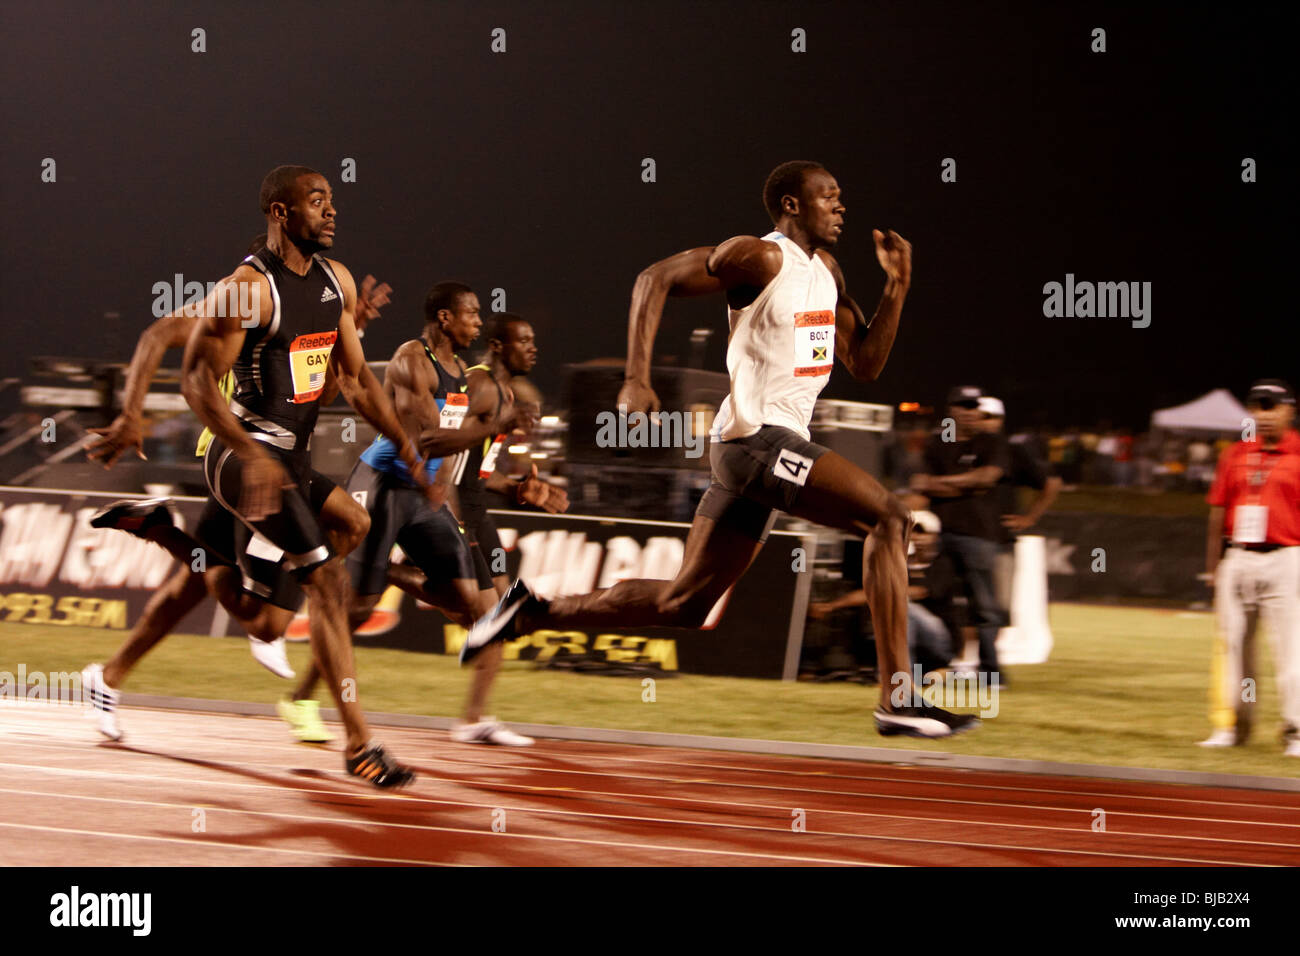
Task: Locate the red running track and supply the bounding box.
[1,701,1297,866]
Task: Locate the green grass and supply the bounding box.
[1,604,1294,779]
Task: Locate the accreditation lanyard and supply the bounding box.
[1242,448,1282,505]
[1232,447,1282,544]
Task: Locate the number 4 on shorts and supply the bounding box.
[774,450,813,487]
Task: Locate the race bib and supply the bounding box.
[1232,505,1268,544]
[287,331,337,403]
[439,392,468,429]
[480,434,506,479]
[793,310,834,377]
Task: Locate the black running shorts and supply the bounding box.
[696,425,829,542]
[344,461,476,595]
[202,436,335,603]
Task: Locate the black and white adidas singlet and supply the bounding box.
[231,247,344,452]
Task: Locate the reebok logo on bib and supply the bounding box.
[287,330,338,403]
[774,449,814,486]
[794,310,834,377]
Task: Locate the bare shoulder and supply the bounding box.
[321,257,357,300]
[707,234,782,282]
[390,338,427,365]
[228,262,271,291]
[465,366,494,390]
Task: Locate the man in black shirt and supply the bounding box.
[978,396,1061,612]
[911,385,1010,685]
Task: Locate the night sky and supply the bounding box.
[1,0,1291,431]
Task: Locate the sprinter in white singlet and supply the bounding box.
[467,161,978,738]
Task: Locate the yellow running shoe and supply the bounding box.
[277,698,334,743]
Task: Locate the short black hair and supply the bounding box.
[424,281,475,324]
[259,165,322,216]
[762,161,826,222]
[488,312,530,344]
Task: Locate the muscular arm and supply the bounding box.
[317,273,390,406]
[87,311,197,465]
[823,229,912,383]
[325,263,424,478]
[180,268,269,463]
[622,238,778,406]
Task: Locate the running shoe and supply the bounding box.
[461,578,537,665]
[451,718,535,747]
[873,704,980,738]
[1198,728,1240,748]
[277,698,334,743]
[89,497,175,538]
[81,663,123,741]
[345,743,415,789]
[249,635,295,679]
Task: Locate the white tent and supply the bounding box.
[1150,388,1248,432]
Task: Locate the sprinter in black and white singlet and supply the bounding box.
[182,165,432,785]
[469,161,980,739]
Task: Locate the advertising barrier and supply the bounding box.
[0,487,217,636]
[354,511,817,680]
[0,489,816,680]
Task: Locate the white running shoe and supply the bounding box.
[1284,739,1300,758]
[451,718,535,747]
[1198,729,1238,748]
[461,579,536,664]
[81,663,123,741]
[249,636,295,679]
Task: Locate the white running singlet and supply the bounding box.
[711,231,840,442]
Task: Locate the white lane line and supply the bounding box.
[1,780,1294,856]
[5,731,1300,833]
[0,764,1277,866]
[6,707,1296,814]
[0,821,452,866]
[432,744,1300,810]
[0,784,897,865]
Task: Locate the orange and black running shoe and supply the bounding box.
[345,743,416,789]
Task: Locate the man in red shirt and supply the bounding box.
[1200,379,1300,757]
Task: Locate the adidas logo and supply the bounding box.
[320,287,338,302]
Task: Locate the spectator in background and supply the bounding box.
[977,396,1062,615]
[810,511,956,675]
[911,385,1010,687]
[1199,379,1300,757]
